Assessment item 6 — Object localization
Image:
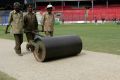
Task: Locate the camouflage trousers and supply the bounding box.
[14,34,23,54]
[25,32,35,51]
[45,31,53,37]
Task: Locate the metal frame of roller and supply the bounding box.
[31,35,82,62]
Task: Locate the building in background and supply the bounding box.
[0,0,120,25]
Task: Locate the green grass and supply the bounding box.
[0,71,16,80]
[0,23,119,79]
[54,23,120,54]
[0,23,120,54]
[0,26,14,39]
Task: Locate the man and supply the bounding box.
[94,17,97,24]
[41,4,55,37]
[24,4,38,51]
[5,2,24,56]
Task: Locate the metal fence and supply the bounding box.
[0,10,10,26]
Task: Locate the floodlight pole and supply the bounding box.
[106,0,109,19]
[61,0,64,23]
[106,0,109,8]
[91,0,94,21]
[34,0,36,9]
[62,0,63,12]
[78,1,80,8]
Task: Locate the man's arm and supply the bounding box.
[23,14,27,29]
[35,14,38,30]
[53,14,55,25]
[5,25,9,34]
[41,13,45,32]
[5,12,12,34]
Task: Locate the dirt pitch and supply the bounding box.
[0,39,120,80]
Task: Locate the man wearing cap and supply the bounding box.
[41,4,55,37]
[5,2,24,56]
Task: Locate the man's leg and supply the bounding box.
[14,34,23,56]
[26,32,35,51]
[49,31,53,37]
[45,31,49,36]
[45,31,53,37]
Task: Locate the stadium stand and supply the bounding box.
[36,0,120,23]
[0,0,120,24]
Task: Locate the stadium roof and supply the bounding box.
[36,0,93,2]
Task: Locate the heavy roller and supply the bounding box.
[29,35,82,62]
[5,26,83,62]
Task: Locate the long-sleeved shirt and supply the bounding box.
[41,12,55,31]
[24,12,38,32]
[8,10,24,34]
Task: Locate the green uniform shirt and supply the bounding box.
[8,10,24,34]
[24,12,38,32]
[41,12,55,31]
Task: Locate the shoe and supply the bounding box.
[26,44,31,51]
[26,45,34,52]
[26,47,30,51]
[30,45,35,52]
[17,53,23,56]
[14,48,23,56]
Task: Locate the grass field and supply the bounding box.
[0,71,16,80]
[0,23,120,54]
[0,23,120,79]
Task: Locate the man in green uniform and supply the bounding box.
[41,4,55,37]
[24,4,38,51]
[5,2,24,56]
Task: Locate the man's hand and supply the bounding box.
[41,25,44,32]
[5,25,9,34]
[5,31,8,34]
[41,29,44,32]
